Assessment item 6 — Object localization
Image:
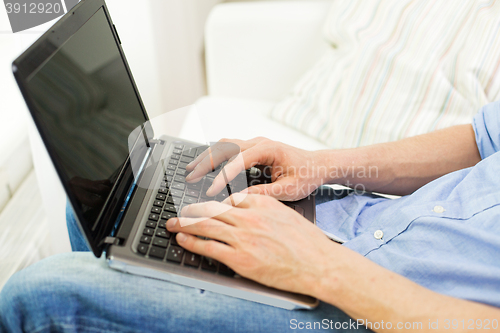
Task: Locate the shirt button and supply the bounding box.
[433,205,445,213]
[374,230,384,240]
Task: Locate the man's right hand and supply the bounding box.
[185,137,327,201]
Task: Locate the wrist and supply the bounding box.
[308,242,349,305]
[313,149,353,185]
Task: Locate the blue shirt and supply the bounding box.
[316,101,500,308]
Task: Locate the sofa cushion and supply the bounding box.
[270,0,500,148]
[178,97,329,151]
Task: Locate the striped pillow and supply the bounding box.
[270,0,500,148]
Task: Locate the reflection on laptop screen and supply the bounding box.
[25,8,146,231]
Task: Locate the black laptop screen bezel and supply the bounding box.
[13,0,154,257]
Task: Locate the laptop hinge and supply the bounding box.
[103,236,120,246]
[148,139,162,145]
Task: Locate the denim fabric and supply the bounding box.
[66,203,90,252]
[0,187,371,333]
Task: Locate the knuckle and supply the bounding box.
[203,240,217,255]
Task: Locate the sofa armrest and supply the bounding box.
[205,1,331,102]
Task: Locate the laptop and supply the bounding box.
[13,0,318,310]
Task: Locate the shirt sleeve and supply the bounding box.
[472,101,500,160]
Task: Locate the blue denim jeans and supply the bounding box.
[0,187,371,332]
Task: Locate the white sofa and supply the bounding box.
[179,1,332,149]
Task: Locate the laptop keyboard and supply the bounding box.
[135,144,242,277]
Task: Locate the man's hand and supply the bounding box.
[185,137,326,201]
[166,194,333,295]
[167,195,500,333]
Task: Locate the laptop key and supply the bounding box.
[185,189,199,198]
[143,227,154,236]
[149,246,166,260]
[170,189,184,197]
[137,244,148,255]
[165,170,174,176]
[199,196,210,203]
[163,204,177,213]
[151,207,161,214]
[152,237,168,248]
[171,154,180,160]
[184,251,201,267]
[178,162,189,170]
[149,214,159,221]
[174,175,186,183]
[153,200,164,207]
[146,221,157,228]
[158,188,168,194]
[201,257,218,272]
[180,156,194,163]
[169,158,178,165]
[166,196,175,204]
[171,183,185,191]
[218,263,235,277]
[196,146,209,156]
[174,144,184,150]
[161,211,176,220]
[183,196,197,205]
[166,246,184,263]
[156,194,166,201]
[216,192,229,202]
[140,235,152,244]
[187,182,202,190]
[167,165,176,171]
[156,229,171,239]
[183,148,196,158]
[170,234,179,246]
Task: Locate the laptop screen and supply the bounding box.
[21,6,148,253]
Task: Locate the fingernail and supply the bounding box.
[177,232,187,243]
[186,161,194,168]
[185,171,194,180]
[166,218,177,230]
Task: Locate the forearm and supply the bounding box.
[310,246,500,332]
[317,124,481,195]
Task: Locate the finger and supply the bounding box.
[179,201,241,225]
[186,142,241,182]
[186,137,267,171]
[221,193,253,208]
[185,146,211,172]
[167,217,235,244]
[207,146,275,196]
[175,232,235,263]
